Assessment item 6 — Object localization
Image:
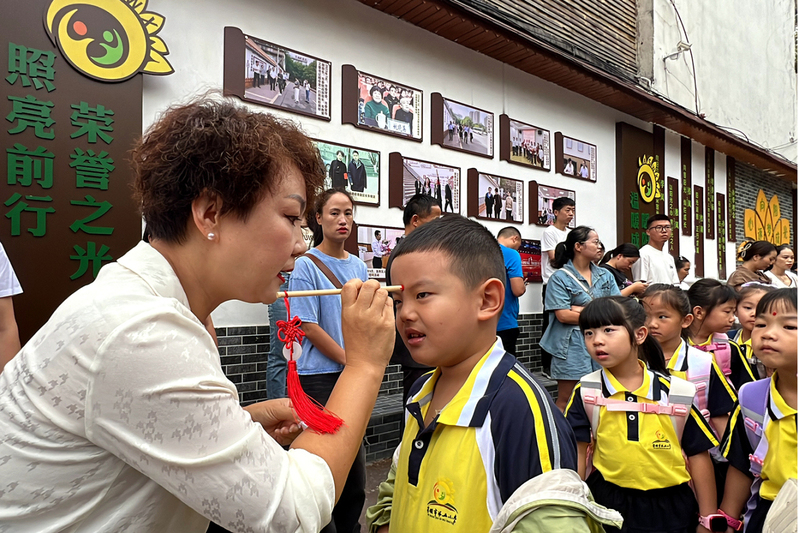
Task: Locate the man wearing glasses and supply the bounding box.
[631,214,680,285]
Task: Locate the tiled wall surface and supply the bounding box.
[217,312,546,460]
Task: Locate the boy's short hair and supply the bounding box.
[497,226,521,239]
[403,194,440,226]
[387,215,505,290]
[646,214,670,228]
[552,197,575,211]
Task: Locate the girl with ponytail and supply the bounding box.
[564,296,720,533]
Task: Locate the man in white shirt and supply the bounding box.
[371,230,386,269]
[631,213,680,285]
[540,197,574,377]
[0,243,21,371]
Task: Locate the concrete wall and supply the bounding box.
[651,0,797,162]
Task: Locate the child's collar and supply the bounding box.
[600,360,656,401]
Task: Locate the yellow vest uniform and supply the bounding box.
[390,341,577,532]
[723,371,798,502]
[565,362,718,490]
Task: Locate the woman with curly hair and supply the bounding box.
[0,97,395,532]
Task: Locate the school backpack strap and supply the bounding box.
[693,333,733,377]
[579,370,604,441]
[304,253,343,289]
[665,375,698,444]
[580,371,695,443]
[736,378,772,525]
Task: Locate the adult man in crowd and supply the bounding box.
[485,187,493,218]
[0,243,21,371]
[540,196,574,377]
[496,226,526,355]
[632,214,680,285]
[390,194,441,402]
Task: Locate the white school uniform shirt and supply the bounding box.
[0,242,334,532]
[631,242,680,285]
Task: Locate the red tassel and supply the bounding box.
[287,360,343,434]
[277,285,343,434]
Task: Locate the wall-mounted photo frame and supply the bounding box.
[431,93,494,158]
[341,65,423,142]
[388,153,459,213]
[529,181,576,227]
[223,27,331,121]
[467,169,523,224]
[344,222,404,281]
[554,132,596,182]
[499,115,550,171]
[519,239,543,282]
[313,139,380,206]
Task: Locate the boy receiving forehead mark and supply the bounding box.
[368,215,581,533]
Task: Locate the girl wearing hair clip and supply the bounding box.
[726,240,777,290]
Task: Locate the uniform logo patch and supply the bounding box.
[653,429,672,450]
[427,479,458,525]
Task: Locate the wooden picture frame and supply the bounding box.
[341,65,423,142]
[388,153,459,213]
[344,222,404,281]
[431,93,494,159]
[554,132,597,182]
[528,181,576,227]
[313,139,381,206]
[223,27,331,121]
[499,114,550,171]
[467,169,523,224]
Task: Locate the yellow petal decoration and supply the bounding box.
[743,190,791,248]
[143,48,174,74]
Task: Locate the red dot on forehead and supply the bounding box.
[773,312,778,316]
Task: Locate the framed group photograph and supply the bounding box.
[341,65,423,141]
[529,181,576,227]
[223,27,331,120]
[345,223,404,280]
[467,169,523,223]
[519,239,543,282]
[499,115,550,171]
[388,152,460,213]
[314,139,380,206]
[431,93,494,158]
[555,132,597,181]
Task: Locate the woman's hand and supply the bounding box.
[244,398,303,446]
[340,279,395,371]
[629,281,648,295]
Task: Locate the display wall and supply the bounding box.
[136,0,780,326]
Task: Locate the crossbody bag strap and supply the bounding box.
[560,268,593,299]
[304,253,343,289]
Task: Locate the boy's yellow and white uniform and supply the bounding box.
[370,340,578,532]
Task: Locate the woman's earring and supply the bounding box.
[207,232,216,240]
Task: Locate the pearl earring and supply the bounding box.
[207,232,215,240]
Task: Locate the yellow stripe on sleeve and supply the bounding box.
[712,359,737,401]
[723,405,743,456]
[691,407,720,447]
[509,371,552,472]
[564,383,581,416]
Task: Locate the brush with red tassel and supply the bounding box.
[274,283,403,434]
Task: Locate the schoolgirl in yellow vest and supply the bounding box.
[720,289,797,533]
[641,284,737,439]
[687,279,753,392]
[730,284,776,380]
[565,296,720,533]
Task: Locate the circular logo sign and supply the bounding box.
[45,0,173,82]
[637,155,660,204]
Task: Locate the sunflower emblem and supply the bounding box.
[637,155,662,204]
[44,0,173,82]
[744,190,791,246]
